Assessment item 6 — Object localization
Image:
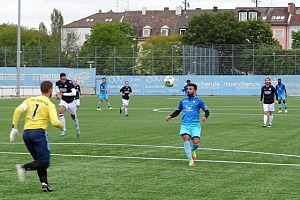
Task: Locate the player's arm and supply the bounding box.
[166,102,183,121]
[274,87,279,102]
[49,105,63,130]
[129,87,132,96]
[202,109,210,122]
[284,85,288,97]
[62,88,76,96]
[10,101,28,142]
[260,87,263,103]
[55,83,62,99]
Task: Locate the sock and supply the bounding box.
[184,141,193,161]
[73,118,80,131]
[59,114,66,132]
[125,108,128,114]
[192,143,200,151]
[23,160,43,171]
[121,105,124,110]
[106,102,111,108]
[97,102,102,108]
[278,104,282,110]
[263,114,267,125]
[284,103,287,109]
[269,115,273,125]
[37,169,48,184]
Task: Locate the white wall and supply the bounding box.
[288,25,300,49]
[61,28,91,47]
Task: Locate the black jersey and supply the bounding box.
[119,86,132,100]
[56,79,75,103]
[74,85,81,99]
[260,85,278,104]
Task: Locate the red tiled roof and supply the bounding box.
[290,14,300,25]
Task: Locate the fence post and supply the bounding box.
[273,44,276,75]
[4,46,7,67]
[22,46,25,67]
[182,45,185,75]
[231,44,234,75]
[76,47,79,68]
[151,45,154,75]
[113,46,116,75]
[132,45,135,76]
[39,47,43,67]
[171,45,174,75]
[94,46,97,70]
[58,47,61,67]
[252,44,255,75]
[295,45,297,75]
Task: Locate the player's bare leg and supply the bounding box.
[59,106,67,136]
[182,134,194,167]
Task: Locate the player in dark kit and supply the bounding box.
[73,79,82,109]
[55,73,81,137]
[119,81,132,116]
[260,77,278,128]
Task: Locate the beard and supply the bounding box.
[187,93,194,98]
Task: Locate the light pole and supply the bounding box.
[16,0,21,96]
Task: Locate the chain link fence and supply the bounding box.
[0,44,299,75]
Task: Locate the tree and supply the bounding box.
[38,22,48,35]
[84,22,136,74]
[182,11,246,45]
[50,8,64,40]
[138,35,183,75]
[243,20,278,45]
[61,28,80,57]
[291,31,300,49]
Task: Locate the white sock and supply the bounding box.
[59,114,66,132]
[125,108,128,114]
[263,114,267,125]
[269,115,273,125]
[121,106,124,110]
[73,118,80,131]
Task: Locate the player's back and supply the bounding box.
[23,95,55,130]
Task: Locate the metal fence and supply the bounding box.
[0,44,299,75]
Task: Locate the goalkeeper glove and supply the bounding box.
[10,125,19,142]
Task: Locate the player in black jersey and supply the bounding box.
[55,73,80,137]
[73,79,82,109]
[260,77,278,128]
[119,81,132,116]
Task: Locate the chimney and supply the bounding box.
[288,3,296,15]
[99,10,102,13]
[164,7,169,11]
[213,6,218,12]
[142,7,147,15]
[176,7,182,16]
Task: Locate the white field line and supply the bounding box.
[0,151,300,167]
[1,142,300,159]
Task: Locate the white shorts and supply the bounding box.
[74,99,80,106]
[122,99,130,106]
[263,103,275,112]
[59,100,77,115]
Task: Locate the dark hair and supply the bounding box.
[125,81,129,83]
[187,83,197,90]
[40,81,53,93]
[278,78,281,81]
[102,77,106,80]
[60,73,66,77]
[186,80,191,83]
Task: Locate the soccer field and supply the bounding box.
[0,95,300,199]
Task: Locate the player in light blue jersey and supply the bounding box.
[181,80,191,98]
[97,78,113,110]
[166,83,210,167]
[275,79,288,113]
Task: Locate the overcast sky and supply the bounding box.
[0,0,296,30]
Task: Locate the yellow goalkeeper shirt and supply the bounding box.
[12,95,63,130]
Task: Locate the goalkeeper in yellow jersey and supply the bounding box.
[10,81,63,192]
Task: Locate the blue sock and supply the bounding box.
[284,103,287,109]
[278,104,282,110]
[98,102,102,108]
[192,143,199,151]
[184,141,193,161]
[106,102,111,108]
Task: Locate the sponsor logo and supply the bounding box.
[146,76,162,83]
[68,72,91,85]
[108,76,124,83]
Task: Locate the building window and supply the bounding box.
[179,28,186,35]
[161,25,170,36]
[239,12,247,21]
[274,29,284,39]
[248,12,257,20]
[143,26,152,37]
[85,34,90,40]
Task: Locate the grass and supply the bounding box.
[0,95,300,199]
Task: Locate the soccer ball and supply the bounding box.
[164,76,175,87]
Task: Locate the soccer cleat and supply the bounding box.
[285,110,288,113]
[262,124,266,128]
[278,110,282,113]
[109,107,113,110]
[191,150,197,160]
[60,131,67,137]
[76,130,81,138]
[119,108,122,114]
[97,108,102,111]
[16,164,25,182]
[189,161,195,167]
[42,183,53,192]
[125,114,128,117]
[268,124,272,128]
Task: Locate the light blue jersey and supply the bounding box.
[100,82,108,100]
[276,83,286,100]
[176,96,208,138]
[183,85,188,98]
